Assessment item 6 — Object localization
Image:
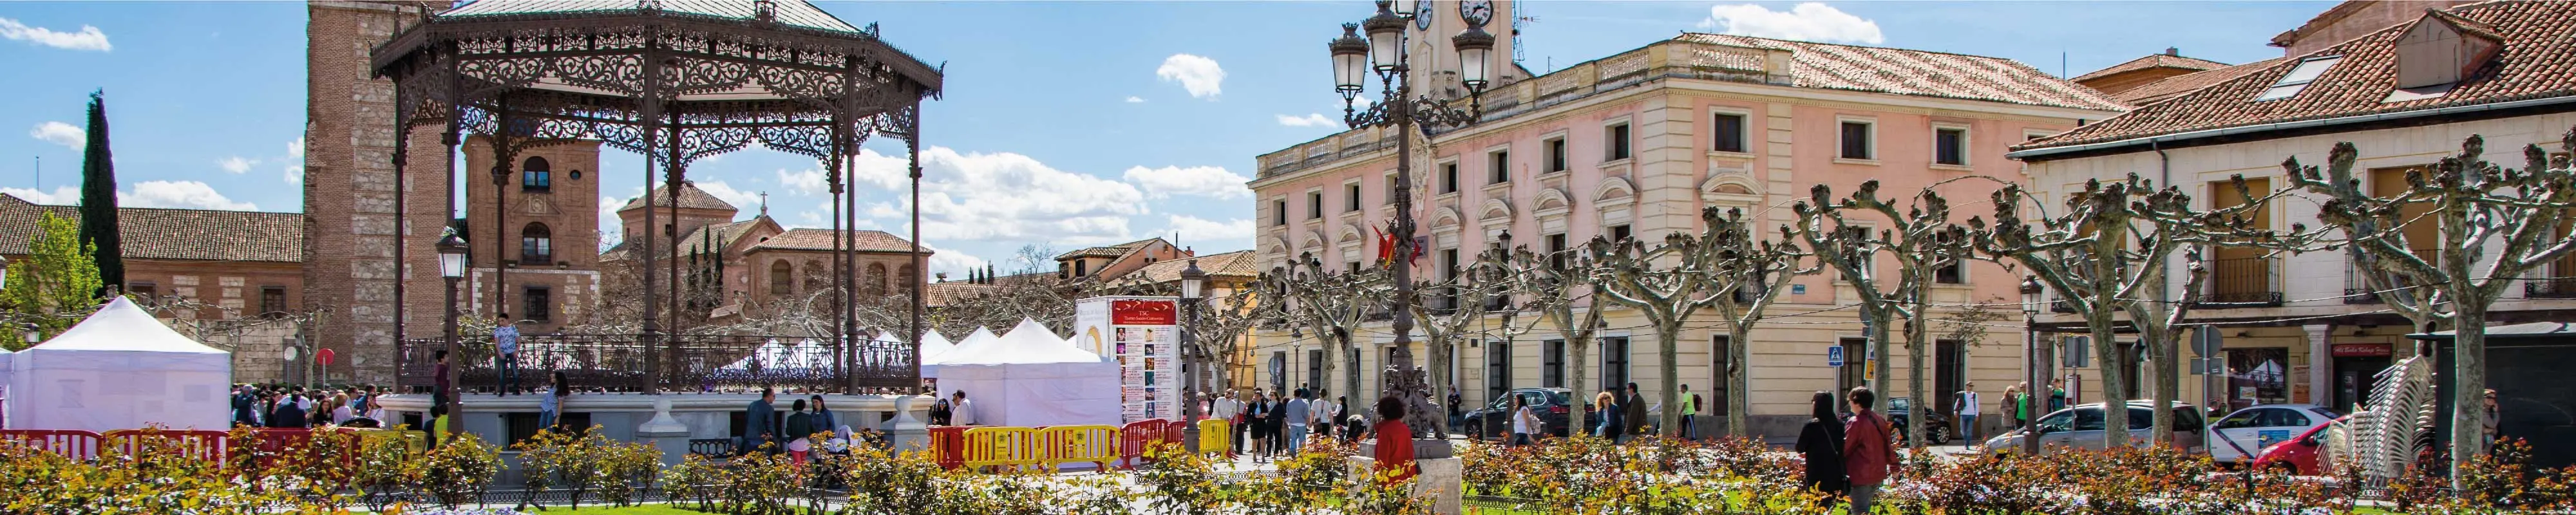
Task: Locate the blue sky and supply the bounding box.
[0,1,2333,277]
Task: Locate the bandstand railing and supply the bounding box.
[397,333,920,394]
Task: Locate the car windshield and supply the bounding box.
[2309,407,2342,419]
[1891,398,1911,413]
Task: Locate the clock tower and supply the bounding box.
[1405,0,1519,102]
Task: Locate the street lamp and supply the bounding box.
[1327,0,1497,440]
[2018,276,2045,457]
[1178,259,1208,453]
[437,232,468,439]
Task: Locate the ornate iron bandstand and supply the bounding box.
[373,1,941,395]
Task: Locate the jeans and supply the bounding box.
[1848,483,1880,515]
[497,353,518,393]
[1510,433,1533,447]
[1285,424,1309,454]
[538,409,556,433]
[1680,415,1695,440]
[1958,414,1978,442]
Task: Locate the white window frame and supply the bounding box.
[1304,187,1326,221]
[1539,129,1571,176]
[1835,115,1879,165]
[1600,116,1634,164]
[1435,156,1463,198]
[1486,144,1514,185]
[1708,108,1754,157]
[1931,122,1972,169]
[1343,179,1364,213]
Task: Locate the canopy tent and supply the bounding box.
[917,330,957,379]
[929,319,1120,427]
[7,297,231,431]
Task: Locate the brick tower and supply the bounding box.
[461,138,603,333]
[303,1,452,385]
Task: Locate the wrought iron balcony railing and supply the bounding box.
[2192,256,2285,308]
[397,333,920,395]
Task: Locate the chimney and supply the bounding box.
[2165,47,2179,56]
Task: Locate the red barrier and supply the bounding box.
[1119,418,1169,469]
[0,429,104,460]
[929,426,970,470]
[1161,422,1184,446]
[103,429,232,464]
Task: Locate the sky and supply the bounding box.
[0,0,2335,278]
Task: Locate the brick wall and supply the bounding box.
[304,1,453,386]
[462,136,603,333]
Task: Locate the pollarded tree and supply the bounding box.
[1266,252,1390,401]
[1499,234,1608,414]
[1971,174,2300,449]
[1792,180,1974,448]
[1405,242,1518,435]
[1589,206,1774,437]
[1705,214,1812,438]
[2281,131,2576,477]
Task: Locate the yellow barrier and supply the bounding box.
[1036,425,1119,471]
[961,426,1041,473]
[1196,418,1231,456]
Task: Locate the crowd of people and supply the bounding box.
[227,383,389,429]
[1209,386,1371,464]
[737,387,859,464]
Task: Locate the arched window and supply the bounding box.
[520,223,553,263]
[521,156,552,191]
[770,261,794,296]
[867,263,889,297]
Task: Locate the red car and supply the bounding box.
[2251,415,2350,474]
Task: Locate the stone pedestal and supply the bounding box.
[887,395,929,453]
[1347,438,1463,515]
[635,398,692,465]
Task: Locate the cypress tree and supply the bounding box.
[77,89,124,295]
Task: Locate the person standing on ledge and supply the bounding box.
[1370,395,1419,483]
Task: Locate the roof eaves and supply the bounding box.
[2007,93,2576,160]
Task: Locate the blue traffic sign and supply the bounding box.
[1827,346,1846,367]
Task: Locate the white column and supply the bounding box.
[2303,324,2332,406]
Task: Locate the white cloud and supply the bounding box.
[598,196,623,236]
[0,186,79,205]
[777,168,829,196]
[287,136,304,160]
[285,165,303,186]
[691,180,764,212]
[0,17,111,52]
[918,241,989,281]
[1125,96,1146,104]
[1698,3,1884,44]
[29,121,82,149]
[218,156,255,174]
[1276,113,1338,127]
[283,136,305,185]
[1122,165,1250,200]
[1156,53,1226,100]
[852,147,1147,245]
[1164,214,1256,247]
[117,180,258,211]
[797,210,826,227]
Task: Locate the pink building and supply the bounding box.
[1249,24,2124,436]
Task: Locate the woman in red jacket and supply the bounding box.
[1841,387,1902,515]
[1370,396,1418,483]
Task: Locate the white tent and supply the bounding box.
[917,330,957,379]
[930,319,1119,427]
[6,297,231,432]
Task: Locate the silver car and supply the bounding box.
[1984,400,2207,456]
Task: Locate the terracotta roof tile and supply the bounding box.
[1128,250,1260,284]
[0,194,303,263]
[1674,33,2131,111]
[2108,57,2291,106]
[2072,52,2232,83]
[750,229,919,253]
[1055,238,1162,260]
[618,182,739,212]
[2018,1,2576,154]
[923,282,1005,308]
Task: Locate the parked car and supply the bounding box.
[1888,397,1956,445]
[1463,388,1575,440]
[1984,400,2207,456]
[2252,415,2351,475]
[2207,404,2342,464]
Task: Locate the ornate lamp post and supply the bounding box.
[1178,259,1208,452]
[437,233,469,438]
[2019,276,2045,457]
[1329,0,1497,438]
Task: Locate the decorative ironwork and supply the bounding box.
[2192,256,2284,308]
[375,1,942,395]
[397,333,920,393]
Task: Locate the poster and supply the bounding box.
[1079,296,1182,423]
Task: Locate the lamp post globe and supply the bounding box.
[1452,24,1495,91]
[1361,1,1405,71]
[2019,276,2043,315]
[1329,24,1369,99]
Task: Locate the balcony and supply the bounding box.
[2050,299,2074,314]
[2344,266,2383,304]
[2193,256,2284,308]
[396,333,920,394]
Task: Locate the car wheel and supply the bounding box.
[1931,426,1953,445]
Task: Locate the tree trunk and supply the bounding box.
[2092,321,2130,447]
[1569,335,1592,418]
[1728,325,1753,437]
[2150,327,2177,447]
[1905,315,1928,449]
[1658,318,1681,438]
[1428,335,1453,436]
[2450,298,2489,483]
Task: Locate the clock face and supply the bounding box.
[1459,0,1495,26]
[1415,0,1435,30]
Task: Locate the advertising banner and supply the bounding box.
[1077,296,1181,423]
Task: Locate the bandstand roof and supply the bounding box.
[442,0,864,35]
